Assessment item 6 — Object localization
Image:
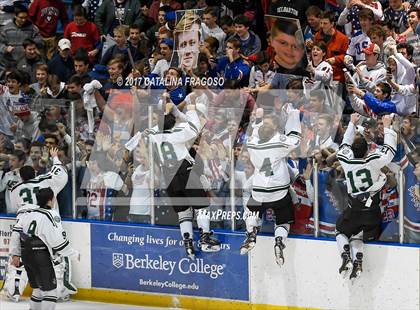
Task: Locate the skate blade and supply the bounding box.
[340,263,353,279]
[274,246,284,267]
[200,245,221,252]
[187,252,196,260]
[240,243,255,255]
[275,256,284,267]
[350,271,362,283]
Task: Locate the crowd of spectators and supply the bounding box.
[0,0,419,243]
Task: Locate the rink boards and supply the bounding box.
[0,217,419,310]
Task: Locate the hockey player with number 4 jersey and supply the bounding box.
[335,113,397,281]
[240,107,301,267]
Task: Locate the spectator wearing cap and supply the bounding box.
[151,38,174,77]
[28,0,69,60]
[0,5,44,68]
[233,14,261,58]
[17,38,45,84]
[202,7,226,55]
[47,38,75,83]
[352,42,386,92]
[94,0,142,36]
[149,0,181,23]
[64,6,101,63]
[10,97,40,142]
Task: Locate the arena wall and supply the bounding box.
[1,217,419,310]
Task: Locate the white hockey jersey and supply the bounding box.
[86,171,123,220]
[149,109,201,165]
[347,32,371,62]
[353,62,387,92]
[303,60,333,96]
[247,109,301,203]
[130,165,153,216]
[337,122,397,195]
[0,169,21,214]
[9,204,76,259]
[9,157,68,213]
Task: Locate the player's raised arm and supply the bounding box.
[371,114,398,168]
[337,113,360,160]
[284,108,302,145]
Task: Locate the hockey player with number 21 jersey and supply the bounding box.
[336,113,397,281]
[241,106,301,267]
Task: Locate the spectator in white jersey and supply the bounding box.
[344,9,375,65]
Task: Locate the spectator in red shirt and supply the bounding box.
[313,11,349,91]
[64,6,100,63]
[149,0,181,23]
[28,0,69,60]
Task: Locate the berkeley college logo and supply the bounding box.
[112,253,124,269]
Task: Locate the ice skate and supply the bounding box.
[339,245,353,279]
[274,236,285,267]
[240,229,257,255]
[183,233,195,260]
[198,229,221,252]
[349,252,363,281]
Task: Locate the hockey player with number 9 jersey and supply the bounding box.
[8,188,78,309]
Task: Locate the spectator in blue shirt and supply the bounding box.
[348,82,397,115]
[217,37,250,87]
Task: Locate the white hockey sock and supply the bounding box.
[349,232,364,261]
[195,208,210,233]
[336,233,350,255]
[29,288,43,310]
[245,213,259,233]
[274,224,290,240]
[42,289,57,310]
[178,208,193,239]
[179,221,193,239]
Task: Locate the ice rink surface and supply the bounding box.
[0,295,177,310]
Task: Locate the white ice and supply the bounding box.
[0,295,177,310]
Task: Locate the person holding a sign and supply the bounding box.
[270,17,307,76]
[174,10,201,72]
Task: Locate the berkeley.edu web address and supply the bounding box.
[139,278,199,291]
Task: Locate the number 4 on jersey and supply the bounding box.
[260,158,274,177]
